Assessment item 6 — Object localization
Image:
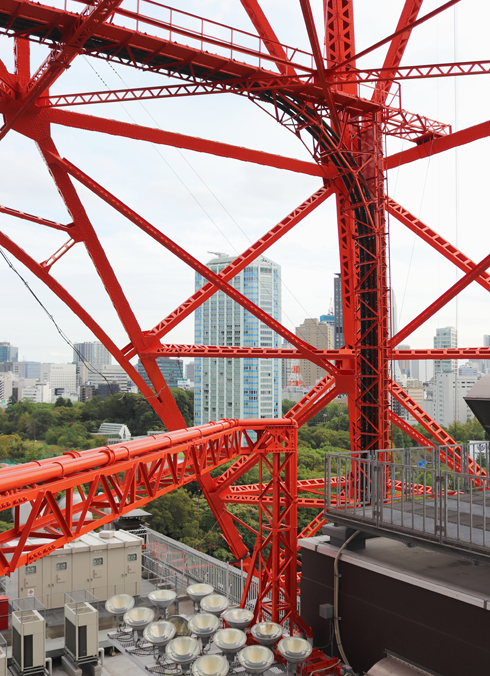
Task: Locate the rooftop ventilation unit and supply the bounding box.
[12,599,46,675]
[64,598,99,663]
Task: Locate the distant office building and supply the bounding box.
[79,385,95,403]
[0,343,18,362]
[137,357,184,390]
[0,361,41,379]
[396,344,411,377]
[459,362,479,377]
[296,318,333,388]
[484,335,490,374]
[0,374,13,406]
[320,314,335,329]
[194,253,281,425]
[22,382,52,404]
[40,363,77,393]
[411,360,420,381]
[73,341,112,369]
[334,274,344,349]
[422,372,476,428]
[397,378,424,425]
[94,383,121,399]
[81,363,135,393]
[434,327,457,375]
[185,362,195,382]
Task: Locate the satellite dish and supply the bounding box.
[187,583,214,611]
[105,594,135,628]
[143,621,176,659]
[238,646,274,674]
[222,608,253,630]
[148,589,177,619]
[124,606,155,644]
[192,654,229,676]
[250,622,283,646]
[167,615,191,637]
[188,613,220,648]
[277,637,312,674]
[213,628,246,665]
[166,636,200,672]
[200,594,229,617]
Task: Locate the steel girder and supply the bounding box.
[0,0,489,635]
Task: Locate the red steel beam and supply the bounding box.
[126,186,334,355]
[42,148,341,379]
[390,252,490,347]
[324,0,357,96]
[0,420,292,575]
[0,0,122,141]
[47,109,326,179]
[0,204,74,232]
[386,197,490,293]
[393,348,490,360]
[299,0,341,132]
[142,345,352,361]
[330,0,460,72]
[239,0,296,77]
[373,0,423,105]
[389,409,434,448]
[386,120,490,170]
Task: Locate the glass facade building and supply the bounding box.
[194,254,282,425]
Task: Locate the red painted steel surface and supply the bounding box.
[0,0,489,633]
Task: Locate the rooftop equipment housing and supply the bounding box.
[64,591,99,664]
[11,598,46,675]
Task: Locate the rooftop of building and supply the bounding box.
[299,535,490,610]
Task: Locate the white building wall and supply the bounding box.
[41,363,77,392]
[423,372,477,428]
[22,383,52,403]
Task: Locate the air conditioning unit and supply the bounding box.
[64,602,98,662]
[12,609,46,673]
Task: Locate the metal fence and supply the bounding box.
[132,528,259,610]
[325,443,490,555]
[133,527,300,621]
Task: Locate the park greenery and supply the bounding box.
[0,391,486,558]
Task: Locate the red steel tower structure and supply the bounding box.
[0,0,490,633]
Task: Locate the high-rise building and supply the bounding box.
[484,335,490,375]
[0,343,18,362]
[40,363,77,394]
[320,314,335,329]
[185,362,195,382]
[194,253,281,425]
[137,358,184,390]
[434,327,457,375]
[73,341,112,369]
[422,372,476,428]
[333,274,344,349]
[296,318,333,388]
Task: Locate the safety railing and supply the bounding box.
[325,443,490,556]
[44,0,316,74]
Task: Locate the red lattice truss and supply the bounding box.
[0,0,489,636]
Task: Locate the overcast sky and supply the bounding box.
[0,0,489,365]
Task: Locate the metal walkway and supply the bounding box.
[325,444,490,561]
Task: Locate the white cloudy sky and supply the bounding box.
[0,0,489,365]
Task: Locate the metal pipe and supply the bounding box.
[45,657,52,676]
[98,647,105,667]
